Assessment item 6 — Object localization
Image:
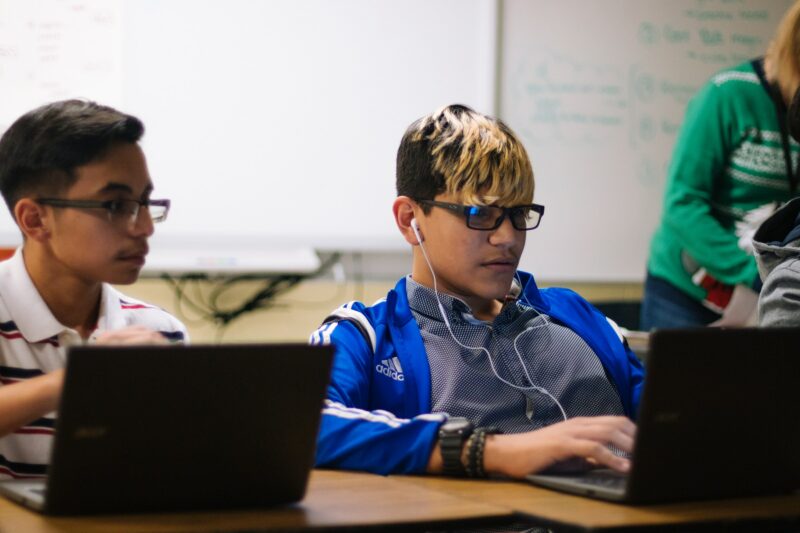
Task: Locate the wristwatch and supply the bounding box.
[438,417,474,476]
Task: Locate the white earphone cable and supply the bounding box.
[412,220,567,421]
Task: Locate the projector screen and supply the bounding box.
[0,0,496,271]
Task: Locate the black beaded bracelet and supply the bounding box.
[468,427,501,478]
[464,432,480,478]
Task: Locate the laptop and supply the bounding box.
[0,343,333,515]
[527,328,800,504]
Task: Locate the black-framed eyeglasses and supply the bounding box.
[417,200,545,231]
[36,198,171,227]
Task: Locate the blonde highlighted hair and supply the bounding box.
[765,0,800,101]
[396,104,534,208]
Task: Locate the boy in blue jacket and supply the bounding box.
[310,104,644,479]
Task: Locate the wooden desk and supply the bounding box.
[0,470,513,532]
[394,475,800,532]
[5,470,799,532]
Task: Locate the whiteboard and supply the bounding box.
[0,0,495,267]
[1,0,793,280]
[502,0,793,281]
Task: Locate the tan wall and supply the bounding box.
[119,278,643,344]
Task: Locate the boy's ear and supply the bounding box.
[14,199,51,242]
[392,196,422,246]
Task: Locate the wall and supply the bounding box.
[120,277,644,343]
[1,0,790,288]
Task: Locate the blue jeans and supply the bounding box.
[639,273,720,330]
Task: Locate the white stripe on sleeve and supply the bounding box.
[325,306,377,352]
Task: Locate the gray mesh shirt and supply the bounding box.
[406,276,625,434]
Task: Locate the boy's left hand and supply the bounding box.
[94,325,170,345]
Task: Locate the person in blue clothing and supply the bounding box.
[309,104,644,479]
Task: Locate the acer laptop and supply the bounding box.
[527,328,800,504]
[0,343,333,515]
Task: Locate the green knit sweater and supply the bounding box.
[647,60,798,303]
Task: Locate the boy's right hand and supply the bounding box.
[0,369,65,437]
[483,416,636,479]
[94,325,171,345]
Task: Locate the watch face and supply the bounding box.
[443,417,472,434]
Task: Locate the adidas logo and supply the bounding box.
[375,356,404,382]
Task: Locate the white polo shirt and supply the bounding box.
[0,248,188,479]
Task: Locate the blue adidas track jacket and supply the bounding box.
[309,272,645,475]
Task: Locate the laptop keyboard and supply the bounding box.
[577,470,627,489]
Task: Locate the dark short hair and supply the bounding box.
[0,99,144,214]
[395,104,534,213]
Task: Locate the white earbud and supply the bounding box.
[410,218,423,243]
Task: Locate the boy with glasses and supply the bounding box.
[0,100,187,479]
[310,104,644,479]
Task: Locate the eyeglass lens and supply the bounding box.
[108,200,168,225]
[467,206,540,230]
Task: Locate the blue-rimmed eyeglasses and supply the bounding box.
[36,198,170,228]
[417,200,545,231]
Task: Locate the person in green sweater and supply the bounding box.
[641,0,800,329]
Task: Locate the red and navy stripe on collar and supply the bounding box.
[0,321,59,346]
